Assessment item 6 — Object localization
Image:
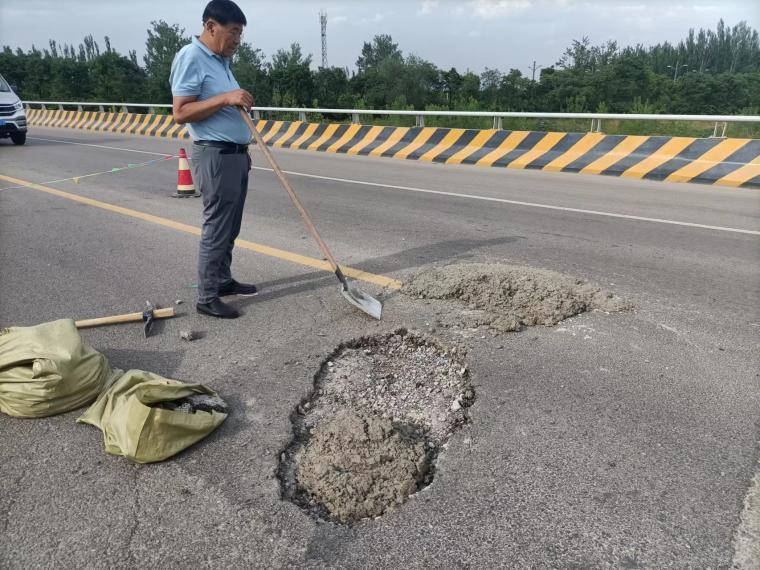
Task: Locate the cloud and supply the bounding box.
[419,0,439,15]
[331,15,348,26]
[358,11,392,25]
[468,0,533,19]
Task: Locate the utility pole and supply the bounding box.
[319,10,328,68]
[528,60,543,81]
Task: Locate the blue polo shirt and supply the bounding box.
[169,36,251,144]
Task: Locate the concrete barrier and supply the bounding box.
[27,109,760,189]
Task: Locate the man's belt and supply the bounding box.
[194,140,249,154]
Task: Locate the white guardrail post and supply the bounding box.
[712,121,728,138]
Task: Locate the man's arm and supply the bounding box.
[173,89,254,124]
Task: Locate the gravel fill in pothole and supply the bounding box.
[406,262,631,333]
[295,410,431,524]
[279,330,474,524]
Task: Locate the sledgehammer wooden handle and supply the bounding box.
[75,307,175,329]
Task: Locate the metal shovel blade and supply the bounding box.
[341,280,383,320]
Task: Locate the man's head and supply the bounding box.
[201,0,247,58]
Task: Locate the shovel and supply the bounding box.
[239,108,382,320]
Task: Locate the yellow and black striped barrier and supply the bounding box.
[27,109,760,189]
[28,108,190,139]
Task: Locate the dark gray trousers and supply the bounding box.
[190,145,251,303]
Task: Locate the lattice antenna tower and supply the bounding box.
[319,10,328,68]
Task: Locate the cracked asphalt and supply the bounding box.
[0,127,759,568]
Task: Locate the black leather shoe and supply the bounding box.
[196,298,240,319]
[219,280,258,297]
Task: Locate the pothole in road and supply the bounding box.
[405,262,631,333]
[278,329,474,525]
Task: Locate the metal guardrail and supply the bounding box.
[25,100,760,137]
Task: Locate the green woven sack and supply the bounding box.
[0,319,115,418]
[77,370,227,463]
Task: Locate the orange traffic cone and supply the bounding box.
[172,148,199,198]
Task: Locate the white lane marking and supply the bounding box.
[29,136,169,156]
[251,167,760,237]
[26,134,760,236]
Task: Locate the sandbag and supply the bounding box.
[77,369,227,463]
[0,319,115,418]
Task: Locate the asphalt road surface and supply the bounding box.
[1,127,759,569]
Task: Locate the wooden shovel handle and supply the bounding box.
[75,307,175,329]
[239,108,341,276]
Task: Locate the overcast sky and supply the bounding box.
[1,1,758,75]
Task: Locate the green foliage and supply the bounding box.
[90,52,145,102]
[356,35,402,73]
[143,21,190,102]
[2,19,759,137]
[270,43,313,107]
[234,42,271,106]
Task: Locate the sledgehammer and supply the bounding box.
[75,303,176,337]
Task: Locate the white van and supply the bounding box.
[0,73,27,145]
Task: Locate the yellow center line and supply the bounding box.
[0,174,403,290]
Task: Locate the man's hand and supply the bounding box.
[226,89,254,110]
[173,89,255,124]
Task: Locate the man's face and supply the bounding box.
[206,19,243,57]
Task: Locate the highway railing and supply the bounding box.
[23,101,760,138]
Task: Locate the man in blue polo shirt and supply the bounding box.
[170,0,255,319]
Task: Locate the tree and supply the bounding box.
[0,18,757,118]
[480,68,502,109]
[401,54,439,109]
[81,35,100,61]
[499,69,530,110]
[458,71,481,104]
[90,52,146,102]
[233,42,272,105]
[439,67,462,106]
[356,34,403,73]
[557,36,593,72]
[313,66,349,108]
[270,43,313,106]
[143,20,190,102]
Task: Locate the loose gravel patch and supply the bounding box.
[406,262,630,333]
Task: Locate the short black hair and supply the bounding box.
[203,0,247,26]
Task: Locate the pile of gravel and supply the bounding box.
[406,263,630,333]
[280,330,474,524]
